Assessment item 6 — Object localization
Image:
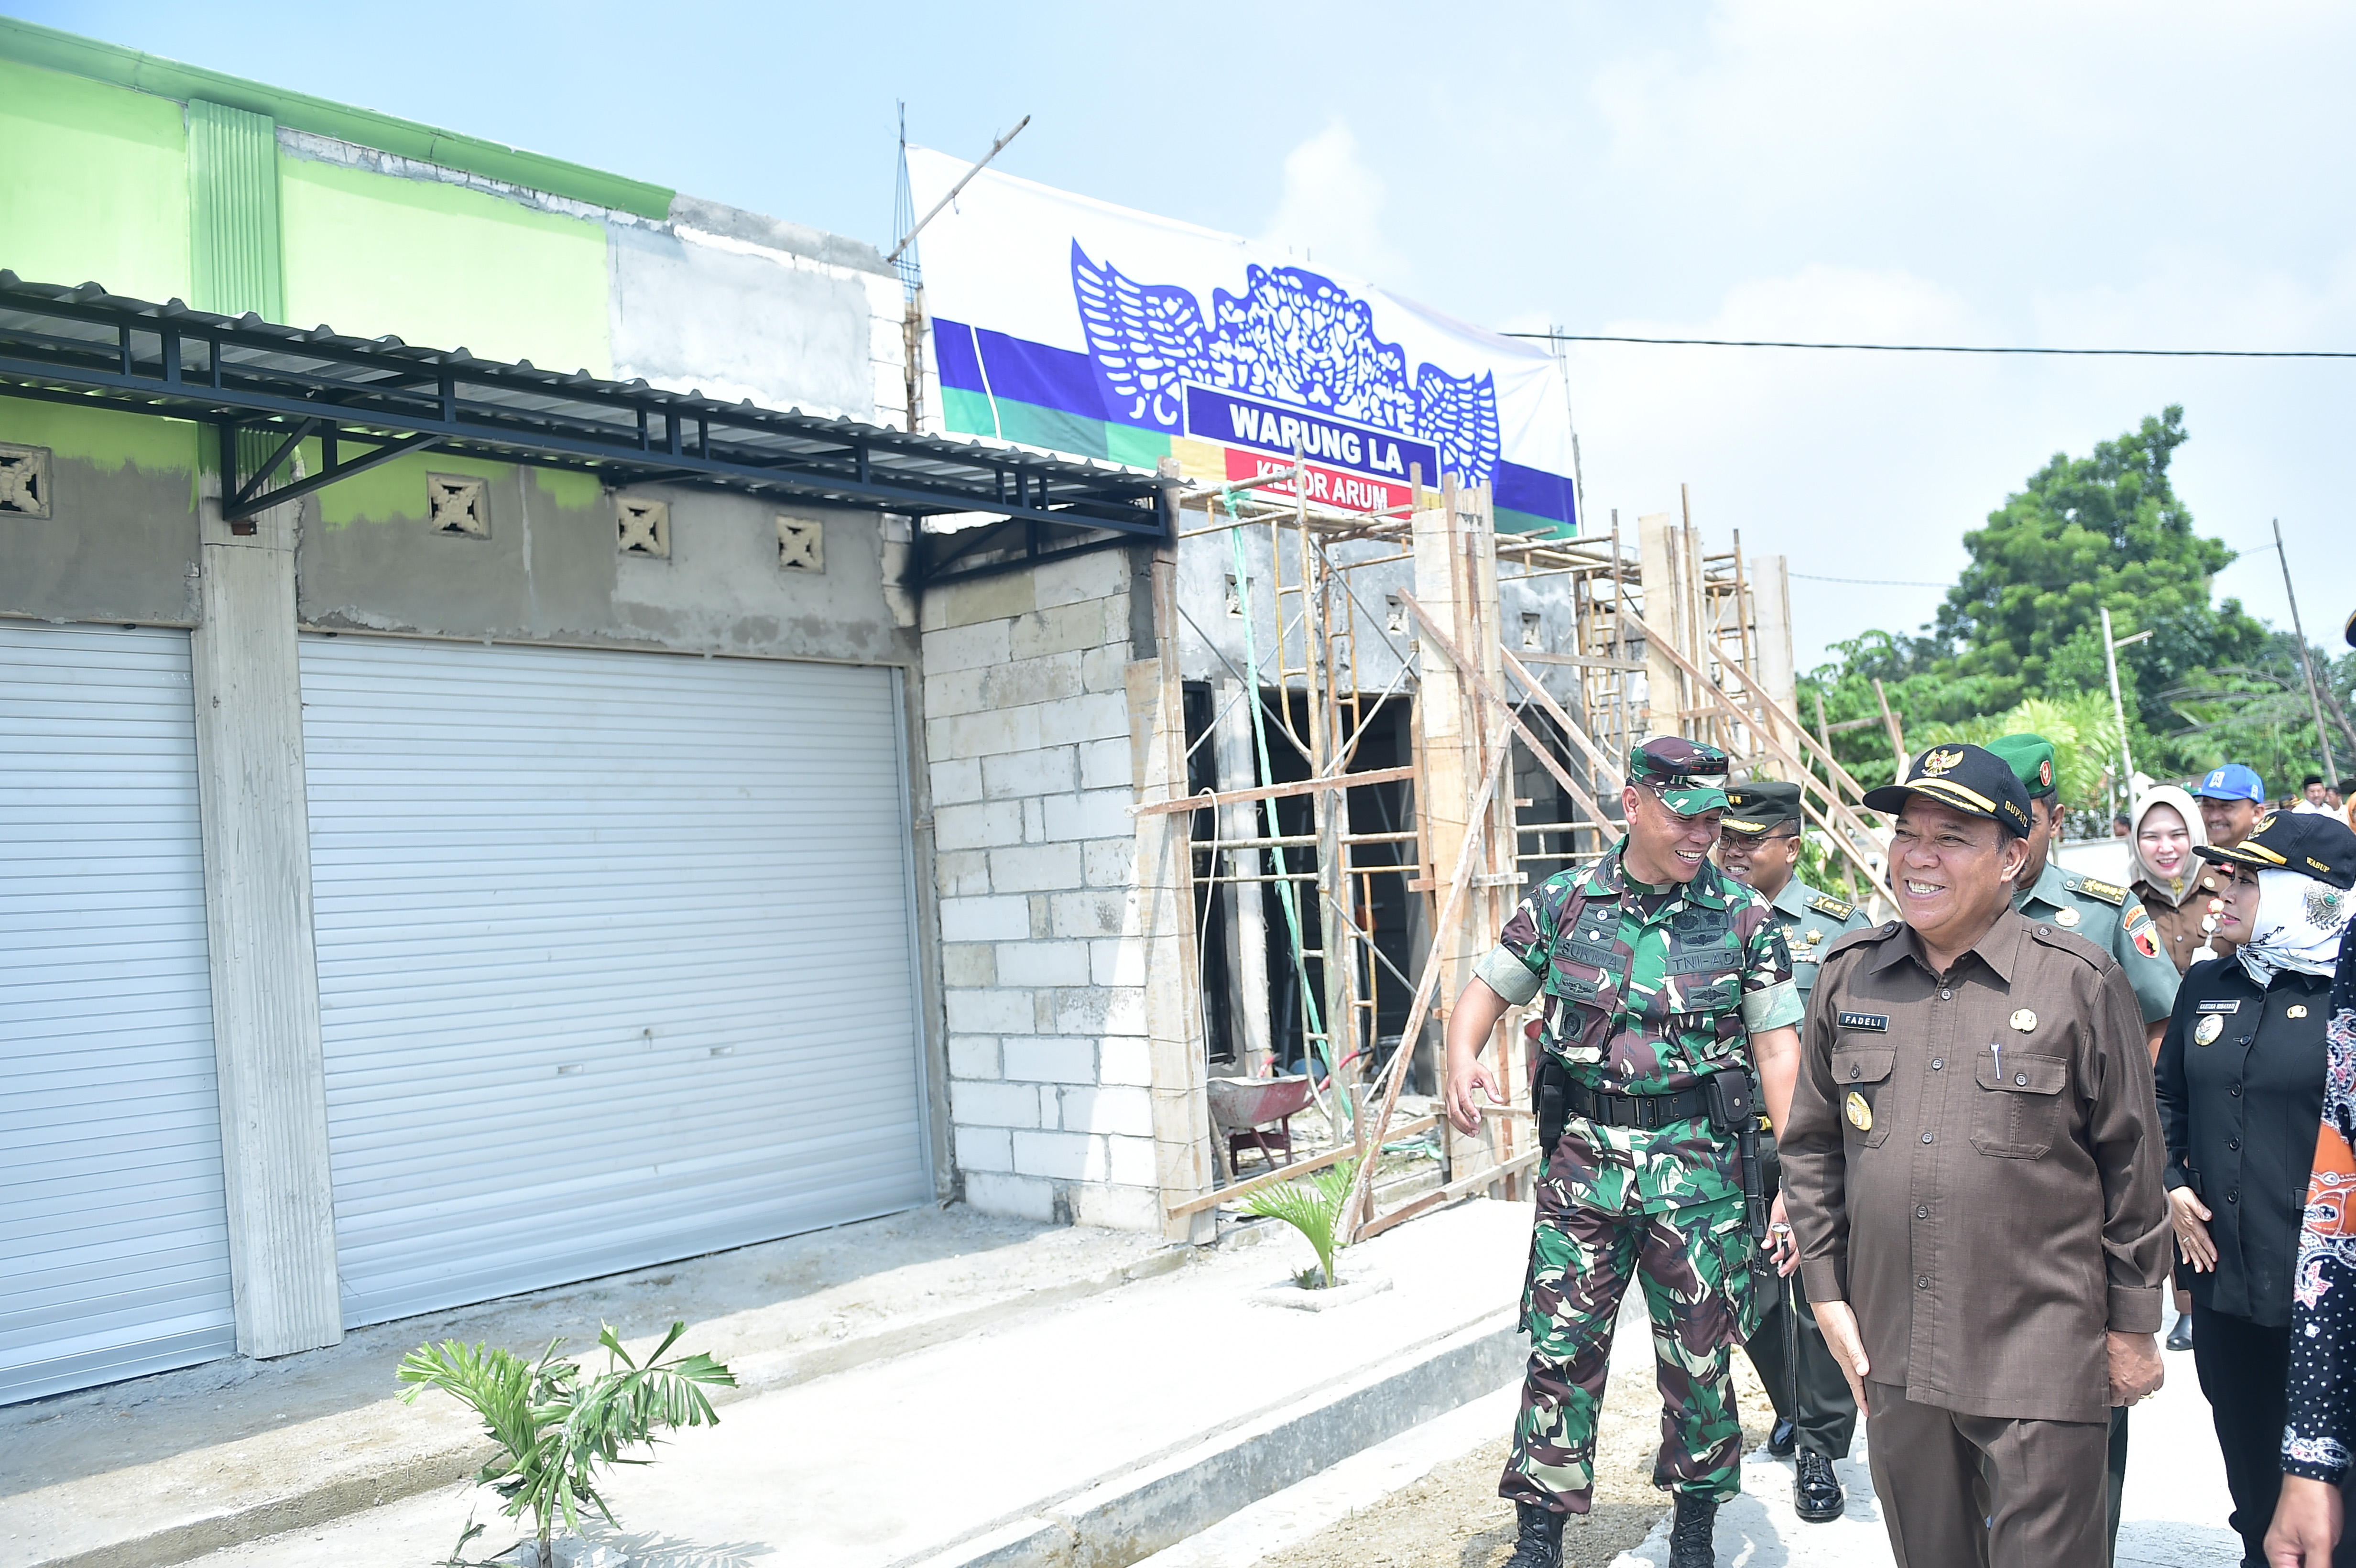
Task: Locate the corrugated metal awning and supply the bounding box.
[0,272,1171,562]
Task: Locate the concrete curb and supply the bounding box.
[902,1308,1524,1568]
[29,1246,1195,1568]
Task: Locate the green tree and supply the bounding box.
[1932,406,2267,728]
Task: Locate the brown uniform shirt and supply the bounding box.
[2131,869,2240,974]
[1781,907,2171,1425]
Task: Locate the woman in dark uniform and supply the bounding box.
[2156,810,2356,1567]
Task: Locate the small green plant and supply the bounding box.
[1243,1158,1359,1289]
[398,1321,735,1568]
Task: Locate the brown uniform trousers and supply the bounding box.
[1865,1381,2110,1568]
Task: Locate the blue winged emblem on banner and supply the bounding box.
[1069,241,1500,483]
[1414,364,1502,492]
[1072,242,1209,428]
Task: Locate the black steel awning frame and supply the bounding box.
[0,274,1174,576]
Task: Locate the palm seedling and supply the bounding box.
[1243,1158,1360,1289]
[398,1321,736,1568]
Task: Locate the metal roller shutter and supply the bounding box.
[0,625,236,1404]
[298,637,930,1327]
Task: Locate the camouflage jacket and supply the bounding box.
[1477,839,1802,1213]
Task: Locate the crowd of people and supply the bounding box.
[1441,615,2356,1568]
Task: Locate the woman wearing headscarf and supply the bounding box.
[2156,810,2356,1567]
[2132,783,2240,976]
[2135,784,2242,1349]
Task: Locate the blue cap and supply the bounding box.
[2192,763,2266,803]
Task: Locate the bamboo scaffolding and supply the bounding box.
[1160,477,1831,1237]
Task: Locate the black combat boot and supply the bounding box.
[1794,1449,1845,1522]
[1766,1414,1798,1457]
[1666,1492,1717,1568]
[1502,1501,1564,1568]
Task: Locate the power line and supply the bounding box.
[1791,572,1949,588]
[1504,331,2356,359]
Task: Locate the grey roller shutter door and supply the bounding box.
[298,637,929,1327]
[0,625,236,1404]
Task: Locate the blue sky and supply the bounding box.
[12,1,2354,673]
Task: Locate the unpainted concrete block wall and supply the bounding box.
[921,548,1168,1231]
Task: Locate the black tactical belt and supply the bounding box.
[1563,1079,1713,1130]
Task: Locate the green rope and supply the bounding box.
[1227,512,1348,1117]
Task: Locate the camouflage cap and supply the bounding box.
[1721,780,1802,835]
[1985,732,2059,800]
[1627,737,1732,816]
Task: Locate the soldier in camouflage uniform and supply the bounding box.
[1716,781,1874,1524]
[1445,738,1806,1568]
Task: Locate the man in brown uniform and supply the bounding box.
[1780,742,2171,1566]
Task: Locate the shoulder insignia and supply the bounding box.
[2029,921,2116,970]
[1822,924,1886,961]
[2071,877,2129,906]
[1807,892,1855,919]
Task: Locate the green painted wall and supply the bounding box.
[0,399,200,478]
[0,57,190,299]
[187,98,282,317]
[301,442,601,530]
[280,157,612,374]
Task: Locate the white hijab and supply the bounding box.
[2236,868,2355,988]
[2128,785,2209,909]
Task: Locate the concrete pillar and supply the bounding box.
[191,484,342,1358]
[1139,557,1216,1244]
[1211,678,1273,1075]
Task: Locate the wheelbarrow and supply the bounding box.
[1205,1073,1317,1177]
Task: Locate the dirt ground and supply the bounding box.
[1258,1349,1776,1568]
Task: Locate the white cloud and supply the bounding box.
[1253,117,1410,287]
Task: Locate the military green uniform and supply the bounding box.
[1472,741,1802,1514]
[2013,860,2180,1025]
[1983,733,2181,1028]
[1774,879,1877,1001]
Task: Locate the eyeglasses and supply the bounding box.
[1719,830,1799,848]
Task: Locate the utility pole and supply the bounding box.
[2273,518,2342,789]
[2100,606,2151,816]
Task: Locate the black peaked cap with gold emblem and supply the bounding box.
[1722,781,1803,837]
[2194,808,2356,890]
[1861,743,2035,839]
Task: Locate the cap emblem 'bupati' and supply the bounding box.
[1920,748,1964,776]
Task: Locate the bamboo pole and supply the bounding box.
[1501,646,1627,796]
[1133,764,1418,818]
[1337,719,1516,1239]
[1165,1113,1441,1219]
[1401,592,1616,831]
[1619,609,1897,906]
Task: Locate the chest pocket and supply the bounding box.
[1662,909,1741,1015]
[1971,1047,2070,1159]
[1830,1041,1894,1149]
[1543,901,1625,1065]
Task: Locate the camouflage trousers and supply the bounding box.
[1500,1192,1759,1512]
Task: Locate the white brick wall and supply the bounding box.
[923,550,1168,1229]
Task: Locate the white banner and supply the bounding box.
[907,148,1580,532]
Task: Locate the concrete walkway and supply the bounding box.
[1140,1307,2244,1568]
[1609,1342,2241,1566]
[8,1207,1180,1568]
[136,1199,1532,1568]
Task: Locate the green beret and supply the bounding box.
[1984,732,2058,800]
